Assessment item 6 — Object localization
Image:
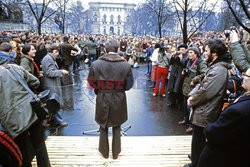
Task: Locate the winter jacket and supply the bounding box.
[0,63,39,138]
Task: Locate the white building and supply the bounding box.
[88,1,136,35]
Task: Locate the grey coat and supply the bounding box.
[229,42,250,73]
[41,54,63,104]
[189,61,230,127]
[0,64,39,138]
[88,53,134,128]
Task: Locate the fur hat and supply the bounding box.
[188,46,200,56]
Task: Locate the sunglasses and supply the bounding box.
[242,73,250,78]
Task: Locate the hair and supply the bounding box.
[48,44,59,53]
[154,43,161,49]
[105,40,119,53]
[207,39,232,63]
[0,42,12,52]
[63,36,69,42]
[21,44,31,55]
[177,44,188,50]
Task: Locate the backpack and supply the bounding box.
[0,130,22,167]
[222,67,243,111]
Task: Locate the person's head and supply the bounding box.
[242,68,250,93]
[21,34,26,41]
[0,42,12,53]
[188,46,200,61]
[22,44,36,57]
[154,43,161,49]
[177,44,188,54]
[205,39,231,63]
[63,36,69,42]
[48,44,60,58]
[105,40,119,53]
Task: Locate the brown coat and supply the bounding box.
[87,53,134,128]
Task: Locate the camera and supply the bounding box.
[224,26,237,38]
[183,68,191,76]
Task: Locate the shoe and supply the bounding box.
[161,94,166,98]
[178,120,187,125]
[99,152,109,159]
[188,153,191,160]
[183,164,192,167]
[185,127,193,133]
[51,121,68,127]
[112,153,119,159]
[153,93,157,97]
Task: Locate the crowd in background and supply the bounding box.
[0,29,250,167]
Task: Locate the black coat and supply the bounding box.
[167,54,186,94]
[59,42,78,66]
[197,94,250,167]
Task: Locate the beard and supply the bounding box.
[206,53,214,64]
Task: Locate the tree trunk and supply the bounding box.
[37,20,42,35]
[159,24,162,38]
[182,0,188,44]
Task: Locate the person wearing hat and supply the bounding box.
[87,40,134,159]
[179,46,207,133]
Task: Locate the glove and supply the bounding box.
[230,30,239,43]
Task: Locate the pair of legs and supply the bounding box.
[153,67,168,96]
[179,96,193,133]
[99,126,121,159]
[14,121,50,167]
[185,125,206,167]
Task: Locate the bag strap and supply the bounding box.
[4,65,39,101]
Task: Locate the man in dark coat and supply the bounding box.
[197,68,250,167]
[59,36,79,70]
[167,44,188,108]
[87,40,134,159]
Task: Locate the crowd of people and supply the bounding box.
[0,28,249,166]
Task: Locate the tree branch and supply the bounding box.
[239,0,250,20]
[226,0,250,33]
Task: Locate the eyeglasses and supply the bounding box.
[242,73,250,78]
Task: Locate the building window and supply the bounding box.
[126,16,130,23]
[93,13,98,22]
[118,15,121,24]
[103,26,106,34]
[118,27,120,35]
[110,15,114,24]
[103,14,107,24]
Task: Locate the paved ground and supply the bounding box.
[47,63,188,136]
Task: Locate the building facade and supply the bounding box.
[88,2,136,35]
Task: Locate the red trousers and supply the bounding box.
[154,67,169,95]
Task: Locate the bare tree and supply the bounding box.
[173,0,218,44]
[129,4,158,35]
[225,0,250,33]
[26,0,58,34]
[66,1,85,33]
[145,0,173,38]
[53,0,70,34]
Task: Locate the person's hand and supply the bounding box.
[187,97,193,106]
[61,69,69,75]
[190,81,195,87]
[230,30,240,43]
